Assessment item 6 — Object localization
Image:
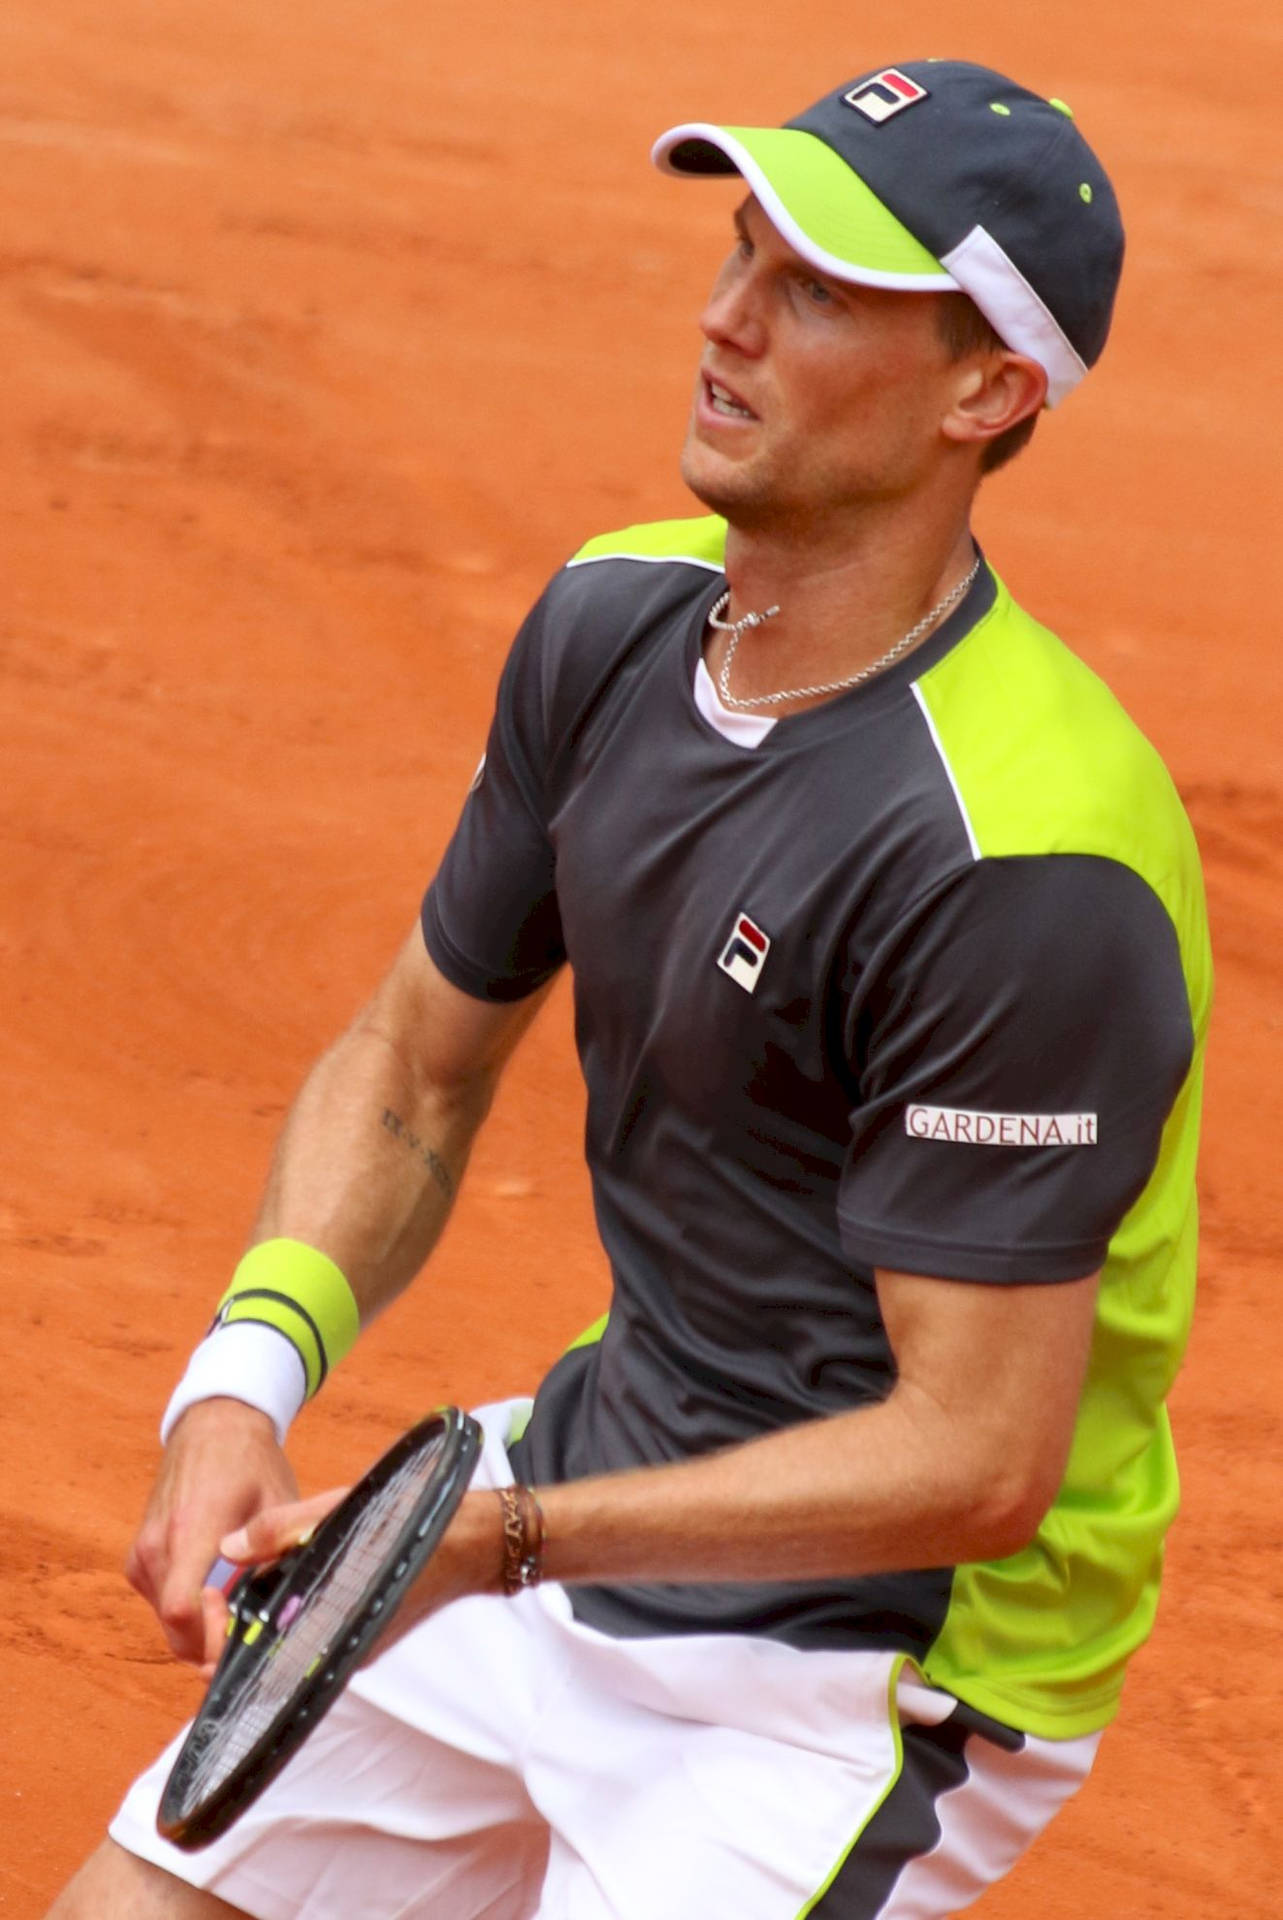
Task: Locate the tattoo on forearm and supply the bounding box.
[380,1108,454,1200]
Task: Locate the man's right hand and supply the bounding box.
[125,1397,299,1667]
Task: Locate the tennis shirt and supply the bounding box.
[420,514,1212,1741]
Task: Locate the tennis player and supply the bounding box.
[50,59,1210,1919]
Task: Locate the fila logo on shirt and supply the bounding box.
[717,912,771,994]
[906,1104,1099,1147]
[842,70,929,123]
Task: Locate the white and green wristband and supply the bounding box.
[159,1239,361,1447]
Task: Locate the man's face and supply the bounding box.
[680,196,965,534]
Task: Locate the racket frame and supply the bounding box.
[157,1404,481,1850]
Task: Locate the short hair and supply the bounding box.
[935,294,1039,475]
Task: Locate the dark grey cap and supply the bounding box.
[654,60,1125,405]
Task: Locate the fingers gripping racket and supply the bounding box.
[158,1405,481,1850]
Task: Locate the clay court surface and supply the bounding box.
[2,0,1279,1909]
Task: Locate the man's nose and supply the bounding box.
[699,261,767,357]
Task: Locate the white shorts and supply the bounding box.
[111,1401,1101,1919]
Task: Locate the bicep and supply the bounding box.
[876,1264,1101,1526]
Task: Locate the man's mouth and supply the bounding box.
[704,376,755,421]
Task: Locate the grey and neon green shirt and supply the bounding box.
[421,514,1211,1740]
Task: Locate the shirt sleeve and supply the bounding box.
[421,597,566,1003]
[837,853,1195,1282]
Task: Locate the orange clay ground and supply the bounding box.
[2,2,1279,1911]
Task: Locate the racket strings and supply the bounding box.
[178,1442,442,1805]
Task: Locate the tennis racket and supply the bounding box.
[157,1404,481,1850]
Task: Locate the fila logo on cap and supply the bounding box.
[717,912,771,994]
[842,69,929,123]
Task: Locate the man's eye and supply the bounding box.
[806,278,834,304]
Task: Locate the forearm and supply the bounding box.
[161,937,550,1457]
[252,1010,494,1321]
[294,1381,1052,1649]
[525,1267,1098,1588]
[531,1383,1045,1590]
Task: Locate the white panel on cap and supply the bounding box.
[940,226,1087,409]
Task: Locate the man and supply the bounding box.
[51,59,1210,1920]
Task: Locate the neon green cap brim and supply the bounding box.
[654,124,955,290]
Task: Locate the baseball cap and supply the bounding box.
[652,60,1124,407]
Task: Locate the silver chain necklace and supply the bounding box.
[709,556,982,710]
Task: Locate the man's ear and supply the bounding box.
[942,352,1048,451]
